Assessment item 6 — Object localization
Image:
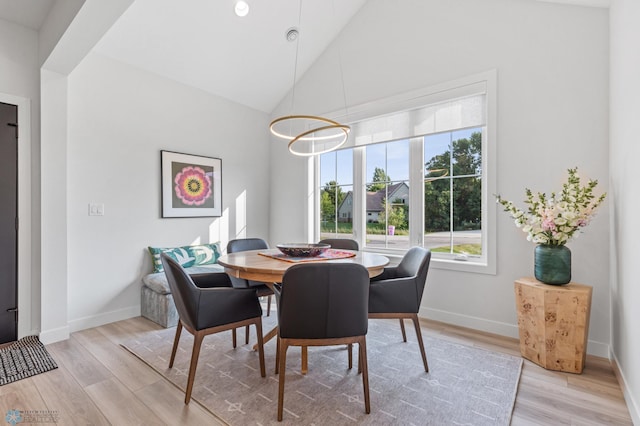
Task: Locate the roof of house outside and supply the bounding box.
[337,182,409,213]
[366,182,408,212]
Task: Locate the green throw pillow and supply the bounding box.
[148,243,221,273]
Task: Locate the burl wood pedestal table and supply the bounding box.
[514,277,593,374]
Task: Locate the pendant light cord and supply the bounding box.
[334,0,349,119]
[290,0,303,115]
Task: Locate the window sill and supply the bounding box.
[362,248,496,275]
[431,257,496,275]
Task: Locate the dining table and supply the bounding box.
[217,248,389,283]
[217,248,389,373]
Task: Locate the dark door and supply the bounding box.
[0,102,18,344]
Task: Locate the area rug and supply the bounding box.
[0,335,58,385]
[123,316,522,425]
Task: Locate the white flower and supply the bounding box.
[495,168,606,247]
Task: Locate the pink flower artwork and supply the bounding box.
[174,166,212,206]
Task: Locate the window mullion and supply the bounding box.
[409,137,424,247]
[353,147,365,247]
[449,133,454,253]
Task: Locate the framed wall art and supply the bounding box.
[161,150,222,217]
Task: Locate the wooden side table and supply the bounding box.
[514,277,592,373]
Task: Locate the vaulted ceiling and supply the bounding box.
[0,0,610,113]
[92,0,368,113]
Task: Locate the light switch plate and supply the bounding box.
[89,203,104,216]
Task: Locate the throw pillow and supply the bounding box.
[148,242,221,273]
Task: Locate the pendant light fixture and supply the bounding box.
[269,0,350,157]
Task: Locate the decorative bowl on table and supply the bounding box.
[276,243,331,257]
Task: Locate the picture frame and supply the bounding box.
[161,150,222,218]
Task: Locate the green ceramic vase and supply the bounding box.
[534,244,571,285]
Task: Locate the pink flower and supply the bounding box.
[541,217,556,232]
[174,166,212,206]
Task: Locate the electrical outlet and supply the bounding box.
[89,203,104,216]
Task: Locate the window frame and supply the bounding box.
[313,71,497,274]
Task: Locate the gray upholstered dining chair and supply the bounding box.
[161,254,266,404]
[273,263,371,421]
[318,238,360,367]
[318,238,359,250]
[368,246,432,372]
[227,238,274,346]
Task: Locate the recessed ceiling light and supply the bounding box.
[235,1,249,17]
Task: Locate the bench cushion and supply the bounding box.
[148,242,221,273]
[142,264,225,294]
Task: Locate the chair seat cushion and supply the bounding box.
[143,264,224,294]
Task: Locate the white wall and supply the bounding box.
[65,52,271,330]
[0,19,39,337]
[40,69,70,343]
[610,0,640,422]
[270,0,611,355]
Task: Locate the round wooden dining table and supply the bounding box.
[218,248,389,373]
[217,248,390,283]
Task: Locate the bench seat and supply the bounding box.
[141,264,224,327]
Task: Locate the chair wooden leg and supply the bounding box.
[301,346,308,375]
[245,325,250,345]
[277,340,289,421]
[348,343,353,369]
[232,328,237,348]
[254,318,266,377]
[169,320,183,368]
[411,314,429,372]
[185,331,204,404]
[266,295,272,316]
[359,336,371,414]
[275,332,280,374]
[399,318,407,342]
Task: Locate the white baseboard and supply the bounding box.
[39,325,70,345]
[420,306,520,339]
[587,340,610,359]
[419,307,610,358]
[611,351,640,426]
[68,305,141,334]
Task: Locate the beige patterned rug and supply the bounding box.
[123,316,521,425]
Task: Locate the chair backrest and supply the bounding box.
[161,253,200,330]
[318,238,359,251]
[278,263,369,339]
[227,238,270,288]
[227,238,269,253]
[396,246,432,304]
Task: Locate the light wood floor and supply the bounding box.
[0,315,633,425]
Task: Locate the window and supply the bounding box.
[315,72,496,273]
[365,139,410,250]
[319,149,353,238]
[423,128,482,257]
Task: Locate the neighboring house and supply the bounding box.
[337,191,353,222]
[338,182,409,223]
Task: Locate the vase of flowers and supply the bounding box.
[496,168,606,285]
[534,244,571,284]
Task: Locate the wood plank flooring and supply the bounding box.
[0,315,632,425]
